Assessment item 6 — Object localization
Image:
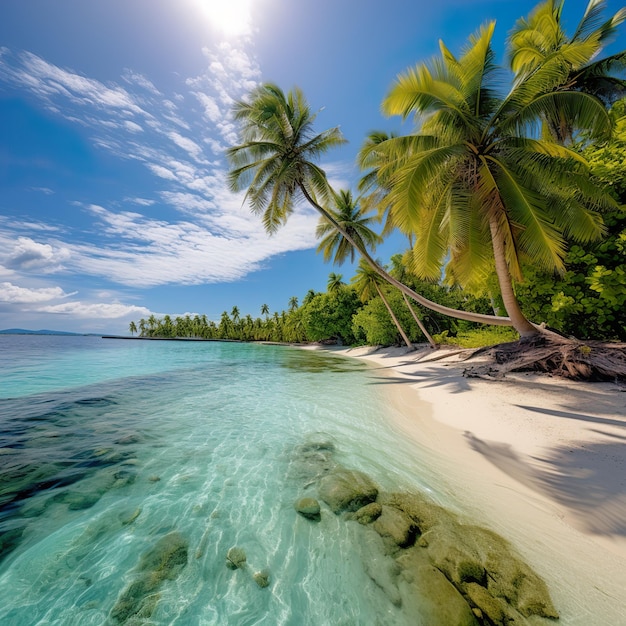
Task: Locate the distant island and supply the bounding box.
[0,329,87,336]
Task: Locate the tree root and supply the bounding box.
[462,335,626,383]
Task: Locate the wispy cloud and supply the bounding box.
[34,300,151,319]
[0,36,326,301]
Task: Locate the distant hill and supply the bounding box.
[0,329,84,336]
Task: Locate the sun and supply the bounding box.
[197,0,254,37]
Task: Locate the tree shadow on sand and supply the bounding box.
[464,429,626,537]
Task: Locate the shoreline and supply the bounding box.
[311,344,626,624]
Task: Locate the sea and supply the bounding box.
[0,335,447,625]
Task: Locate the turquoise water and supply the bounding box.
[0,336,441,625]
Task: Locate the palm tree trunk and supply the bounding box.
[299,184,515,327]
[488,214,538,337]
[375,283,413,349]
[401,292,437,348]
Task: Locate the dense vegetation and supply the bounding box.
[132,1,625,359]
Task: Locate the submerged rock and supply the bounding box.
[119,508,141,526]
[253,569,270,588]
[110,531,188,624]
[359,530,402,606]
[225,547,247,570]
[294,497,321,521]
[318,468,378,514]
[0,526,25,564]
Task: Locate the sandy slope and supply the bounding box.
[316,344,626,625]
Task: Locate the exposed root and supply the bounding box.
[462,335,626,382]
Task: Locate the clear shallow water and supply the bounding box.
[0,336,443,625]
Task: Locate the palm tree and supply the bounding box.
[317,188,437,347]
[327,272,345,292]
[129,321,137,336]
[389,254,437,348]
[508,0,626,144]
[227,83,513,328]
[381,22,614,336]
[352,259,413,349]
[316,189,382,264]
[260,303,270,318]
[288,296,299,312]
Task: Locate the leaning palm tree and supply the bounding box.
[316,189,382,264]
[227,83,513,327]
[352,259,413,349]
[380,22,615,336]
[508,0,626,144]
[327,272,345,292]
[318,190,437,347]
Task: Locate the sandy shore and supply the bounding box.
[315,344,626,625]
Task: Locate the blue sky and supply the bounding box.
[0,0,623,333]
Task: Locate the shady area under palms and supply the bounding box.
[226,0,626,380]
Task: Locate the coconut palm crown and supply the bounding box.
[508,0,626,144]
[380,21,616,335]
[316,189,382,265]
[226,83,346,234]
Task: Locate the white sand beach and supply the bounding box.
[318,344,626,625]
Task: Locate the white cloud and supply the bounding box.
[122,69,161,96]
[125,197,155,207]
[124,120,144,133]
[3,237,70,272]
[167,131,203,160]
[0,282,76,303]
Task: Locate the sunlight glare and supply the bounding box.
[198,0,254,37]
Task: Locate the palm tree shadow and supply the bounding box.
[366,365,472,393]
[464,431,626,537]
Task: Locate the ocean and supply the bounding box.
[0,335,443,625]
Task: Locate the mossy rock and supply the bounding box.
[294,497,321,521]
[349,502,383,525]
[253,569,270,588]
[421,524,486,586]
[318,468,378,514]
[110,532,188,623]
[382,491,558,622]
[464,582,510,626]
[380,491,454,533]
[396,550,479,626]
[226,547,247,570]
[373,505,417,550]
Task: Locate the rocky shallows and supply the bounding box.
[292,438,558,626]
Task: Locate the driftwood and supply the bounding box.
[462,335,626,382]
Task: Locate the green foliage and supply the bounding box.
[301,287,363,344]
[515,208,626,340]
[432,327,520,348]
[352,290,419,346]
